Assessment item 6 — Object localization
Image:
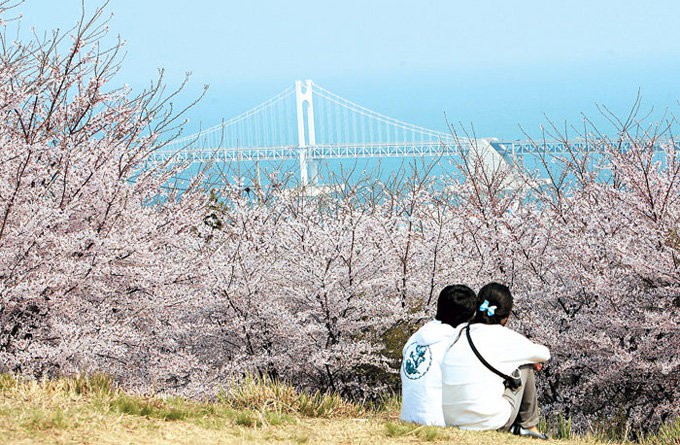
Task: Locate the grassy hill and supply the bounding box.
[1,374,677,444]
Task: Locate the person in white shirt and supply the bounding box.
[400,284,477,426]
[441,282,550,439]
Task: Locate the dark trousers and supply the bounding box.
[499,365,540,431]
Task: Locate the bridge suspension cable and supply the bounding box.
[311,82,455,143]
[165,85,297,151]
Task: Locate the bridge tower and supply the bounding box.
[295,80,318,186]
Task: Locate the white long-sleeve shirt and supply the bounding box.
[400,320,462,426]
[441,323,550,430]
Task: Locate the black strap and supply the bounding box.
[465,324,513,381]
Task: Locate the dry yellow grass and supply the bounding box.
[0,374,671,445]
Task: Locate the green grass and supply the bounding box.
[217,374,365,418]
[539,412,573,440]
[643,418,680,445]
[110,394,193,420]
[0,373,678,444]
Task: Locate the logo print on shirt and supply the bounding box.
[403,342,432,380]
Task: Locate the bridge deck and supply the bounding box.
[148,139,679,164]
[149,141,471,163]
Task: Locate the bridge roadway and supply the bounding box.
[147,139,680,165]
[150,141,464,164]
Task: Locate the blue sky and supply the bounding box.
[14,0,680,139]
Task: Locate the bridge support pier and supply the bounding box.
[309,158,318,185]
[299,149,309,186]
[473,138,521,190]
[298,149,319,187]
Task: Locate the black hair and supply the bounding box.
[471,282,513,325]
[435,284,477,328]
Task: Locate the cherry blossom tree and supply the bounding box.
[0,0,211,392]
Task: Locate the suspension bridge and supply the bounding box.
[151,80,679,185]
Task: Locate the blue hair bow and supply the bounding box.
[479,300,497,317]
